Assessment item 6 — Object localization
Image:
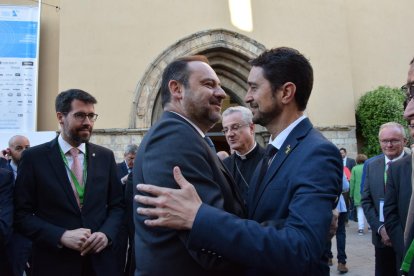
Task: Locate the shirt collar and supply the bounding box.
[9,160,17,172]
[58,134,86,154]
[235,142,257,160]
[385,150,405,164]
[124,160,132,170]
[170,111,205,137]
[268,115,307,150]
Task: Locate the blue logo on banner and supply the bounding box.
[0,21,38,58]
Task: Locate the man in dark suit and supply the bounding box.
[340,148,356,172]
[384,138,412,274]
[1,135,32,276]
[221,106,265,204]
[362,122,407,276]
[115,143,138,275]
[384,57,414,276]
[0,168,13,275]
[14,89,125,276]
[133,55,245,275]
[340,147,355,222]
[136,47,342,275]
[116,144,138,186]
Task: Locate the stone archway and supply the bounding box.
[130,29,266,129]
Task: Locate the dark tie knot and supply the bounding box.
[265,144,278,158]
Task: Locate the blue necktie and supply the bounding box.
[256,144,278,186]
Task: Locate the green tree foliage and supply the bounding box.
[356,86,406,157]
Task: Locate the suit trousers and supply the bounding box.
[336,212,347,263]
[374,246,398,276]
[324,212,347,264]
[6,233,32,276]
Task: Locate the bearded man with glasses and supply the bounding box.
[14,89,125,276]
[384,57,414,276]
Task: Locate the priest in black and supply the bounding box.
[221,106,265,203]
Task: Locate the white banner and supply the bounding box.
[0,5,40,132]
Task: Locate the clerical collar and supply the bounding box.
[169,111,205,138]
[236,142,257,160]
[58,135,86,155]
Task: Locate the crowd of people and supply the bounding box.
[0,47,413,276]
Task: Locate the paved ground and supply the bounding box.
[330,220,375,276]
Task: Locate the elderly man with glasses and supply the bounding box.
[362,121,408,276]
[221,106,265,204]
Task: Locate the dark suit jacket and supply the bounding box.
[133,111,245,276]
[0,168,13,274]
[223,143,265,204]
[384,155,413,274]
[14,138,125,276]
[345,157,356,171]
[0,160,12,174]
[186,118,342,275]
[0,158,8,170]
[0,168,13,245]
[116,161,128,180]
[362,153,406,248]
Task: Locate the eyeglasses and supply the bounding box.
[63,112,99,122]
[222,123,249,134]
[401,82,414,100]
[380,139,403,146]
[408,124,414,129]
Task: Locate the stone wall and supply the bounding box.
[318,126,357,159]
[89,128,146,163]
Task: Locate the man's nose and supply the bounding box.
[214,86,227,99]
[244,90,253,103]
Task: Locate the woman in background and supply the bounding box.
[350,154,368,235]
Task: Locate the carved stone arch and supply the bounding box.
[131,29,266,128]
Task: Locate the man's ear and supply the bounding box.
[280,82,296,104]
[168,80,183,100]
[56,112,65,126]
[249,123,255,135]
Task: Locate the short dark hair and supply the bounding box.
[250,47,313,111]
[339,148,347,153]
[160,55,209,108]
[55,89,97,113]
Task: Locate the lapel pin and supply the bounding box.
[285,145,291,155]
[92,153,96,157]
